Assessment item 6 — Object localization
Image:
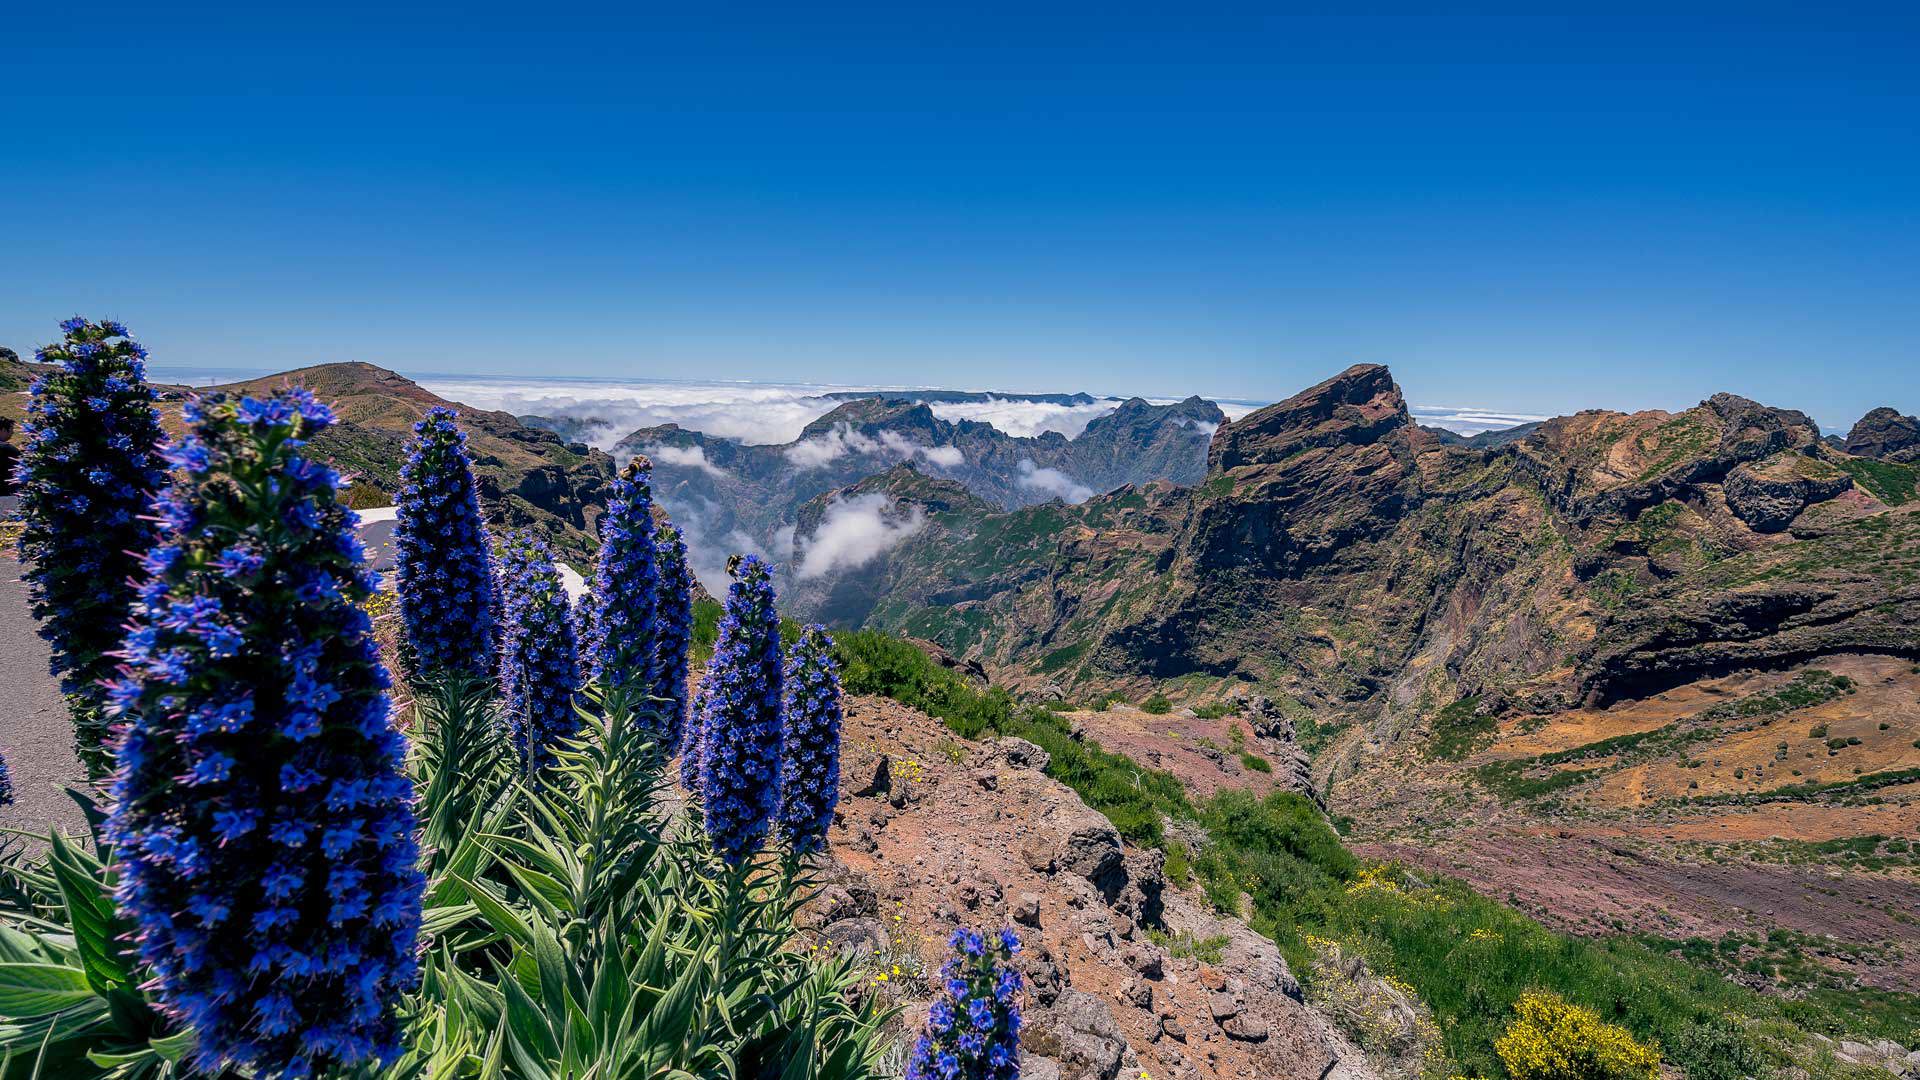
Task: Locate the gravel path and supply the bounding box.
[0,555,91,841]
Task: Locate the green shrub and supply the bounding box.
[1429,695,1495,759]
[1142,692,1173,715]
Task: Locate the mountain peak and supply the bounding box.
[798,397,947,440]
[1208,364,1407,470]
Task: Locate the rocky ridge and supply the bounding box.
[834,364,1919,726]
[808,692,1377,1080]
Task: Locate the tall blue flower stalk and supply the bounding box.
[679,685,710,798]
[695,555,784,865]
[652,522,695,749]
[908,929,1025,1080]
[584,456,662,703]
[13,317,169,772]
[777,624,842,854]
[497,530,581,770]
[102,388,423,1078]
[574,591,598,663]
[392,407,495,681]
[0,749,14,808]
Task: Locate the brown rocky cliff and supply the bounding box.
[806,694,1376,1080]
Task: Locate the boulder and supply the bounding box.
[820,918,888,962]
[1029,989,1132,1080]
[998,736,1052,771]
[1846,407,1920,463]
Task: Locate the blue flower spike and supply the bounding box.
[102,387,423,1079]
[695,554,785,865]
[392,407,495,681]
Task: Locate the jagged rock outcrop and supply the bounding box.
[1516,392,1822,527]
[1722,451,1853,533]
[1238,694,1324,811]
[1846,407,1920,463]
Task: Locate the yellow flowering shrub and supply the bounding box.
[1494,992,1660,1080]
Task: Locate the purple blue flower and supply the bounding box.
[907,927,1024,1080]
[13,318,169,773]
[652,522,695,750]
[694,555,784,865]
[584,457,662,704]
[101,387,422,1078]
[776,624,842,854]
[392,407,495,681]
[497,530,581,770]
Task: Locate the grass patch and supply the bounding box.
[1475,761,1600,801]
[1427,695,1495,760]
[1836,456,1918,506]
[1145,929,1231,964]
[1674,767,1920,807]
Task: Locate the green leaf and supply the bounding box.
[45,834,133,998]
[0,963,95,1017]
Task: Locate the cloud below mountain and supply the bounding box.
[417,376,1139,449]
[1016,458,1094,504]
[783,424,966,470]
[923,397,1121,439]
[794,494,927,580]
[641,443,729,476]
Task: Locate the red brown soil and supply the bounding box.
[811,694,1376,1080]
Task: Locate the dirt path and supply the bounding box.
[0,556,91,841]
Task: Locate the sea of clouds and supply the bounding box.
[415,375,1153,450]
[1406,405,1554,436]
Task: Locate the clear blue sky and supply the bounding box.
[3,9,1915,431]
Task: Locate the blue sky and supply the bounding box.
[2,9,1915,432]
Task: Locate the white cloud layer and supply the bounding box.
[1016,458,1094,504]
[641,443,729,476]
[784,423,966,470]
[417,377,855,448]
[926,398,1121,439]
[1409,405,1554,436]
[795,494,927,580]
[417,376,1134,449]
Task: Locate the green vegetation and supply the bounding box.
[1700,669,1854,721]
[1141,692,1173,714]
[1144,929,1231,965]
[1631,412,1716,483]
[1836,456,1919,506]
[835,629,1911,1078]
[1428,695,1496,759]
[1038,640,1089,673]
[1192,701,1234,720]
[1647,929,1920,1043]
[1474,760,1600,801]
[1672,767,1920,807]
